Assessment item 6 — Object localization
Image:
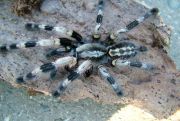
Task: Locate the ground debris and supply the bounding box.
[11,0,43,16]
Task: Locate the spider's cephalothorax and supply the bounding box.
[0,0,159,97]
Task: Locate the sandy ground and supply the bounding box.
[0,0,179,120]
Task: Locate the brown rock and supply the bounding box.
[0,0,179,119]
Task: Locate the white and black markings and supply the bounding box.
[92,0,105,40]
[76,43,107,59]
[76,43,107,53]
[0,38,77,52]
[112,59,154,70]
[16,56,77,83]
[98,65,123,96]
[108,42,148,59]
[25,23,83,42]
[108,42,137,58]
[52,60,93,97]
[107,8,159,44]
[79,50,106,59]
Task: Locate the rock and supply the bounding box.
[0,0,179,119]
[11,0,43,16]
[40,0,61,14]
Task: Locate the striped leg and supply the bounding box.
[52,60,93,97]
[0,38,76,52]
[92,0,105,40]
[106,8,159,44]
[16,56,77,83]
[25,23,83,42]
[112,59,155,70]
[98,65,123,96]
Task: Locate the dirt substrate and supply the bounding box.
[0,0,179,120]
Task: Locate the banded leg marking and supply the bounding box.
[16,56,77,83]
[25,23,83,42]
[107,8,159,44]
[0,38,76,52]
[112,59,154,70]
[98,65,123,96]
[92,0,105,40]
[52,60,93,97]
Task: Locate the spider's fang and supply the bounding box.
[98,65,123,96]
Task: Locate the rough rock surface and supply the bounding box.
[0,0,179,119]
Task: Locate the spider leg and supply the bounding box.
[52,60,93,97]
[0,38,77,52]
[106,8,159,44]
[98,65,123,96]
[25,23,83,42]
[92,0,105,40]
[16,56,77,83]
[112,59,155,70]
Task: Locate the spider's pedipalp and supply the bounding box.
[25,23,83,42]
[53,60,93,97]
[46,48,71,58]
[106,8,159,44]
[98,65,123,96]
[112,59,155,70]
[16,56,77,83]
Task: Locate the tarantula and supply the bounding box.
[0,0,159,97]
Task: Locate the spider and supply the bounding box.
[0,0,159,97]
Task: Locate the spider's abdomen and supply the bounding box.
[108,42,137,58]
